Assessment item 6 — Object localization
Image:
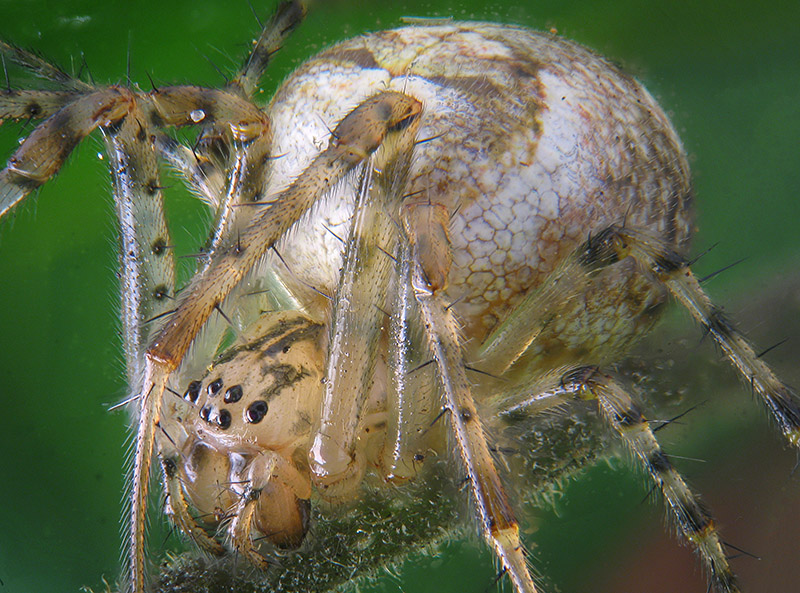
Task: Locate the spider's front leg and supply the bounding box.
[0,85,134,217]
[129,90,421,592]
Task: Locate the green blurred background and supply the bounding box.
[0,1,798,592]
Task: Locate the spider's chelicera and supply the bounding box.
[1,2,798,593]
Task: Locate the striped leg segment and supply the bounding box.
[405,200,537,593]
[598,225,800,447]
[489,364,742,593]
[576,368,740,593]
[0,86,133,218]
[413,274,537,593]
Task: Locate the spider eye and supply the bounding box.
[199,405,212,422]
[216,409,232,430]
[184,381,201,403]
[245,400,268,424]
[207,378,223,396]
[224,385,243,403]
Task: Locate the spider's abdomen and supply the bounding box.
[267,22,691,361]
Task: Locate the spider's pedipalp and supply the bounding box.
[228,449,311,565]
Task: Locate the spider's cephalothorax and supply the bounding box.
[1,2,798,593]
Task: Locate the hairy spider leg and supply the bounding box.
[102,105,176,386]
[587,369,741,593]
[403,198,539,593]
[131,90,422,592]
[309,106,422,497]
[604,225,800,447]
[0,89,80,121]
[0,39,93,93]
[382,239,439,481]
[0,86,134,218]
[228,0,307,98]
[494,364,741,593]
[478,221,800,593]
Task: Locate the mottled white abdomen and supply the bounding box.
[267,22,691,356]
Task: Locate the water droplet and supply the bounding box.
[97,152,104,160]
[190,109,205,123]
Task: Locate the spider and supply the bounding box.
[1,1,800,592]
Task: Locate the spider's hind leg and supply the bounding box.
[604,225,800,447]
[497,366,742,593]
[580,368,741,593]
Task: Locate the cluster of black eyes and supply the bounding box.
[183,379,269,428]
